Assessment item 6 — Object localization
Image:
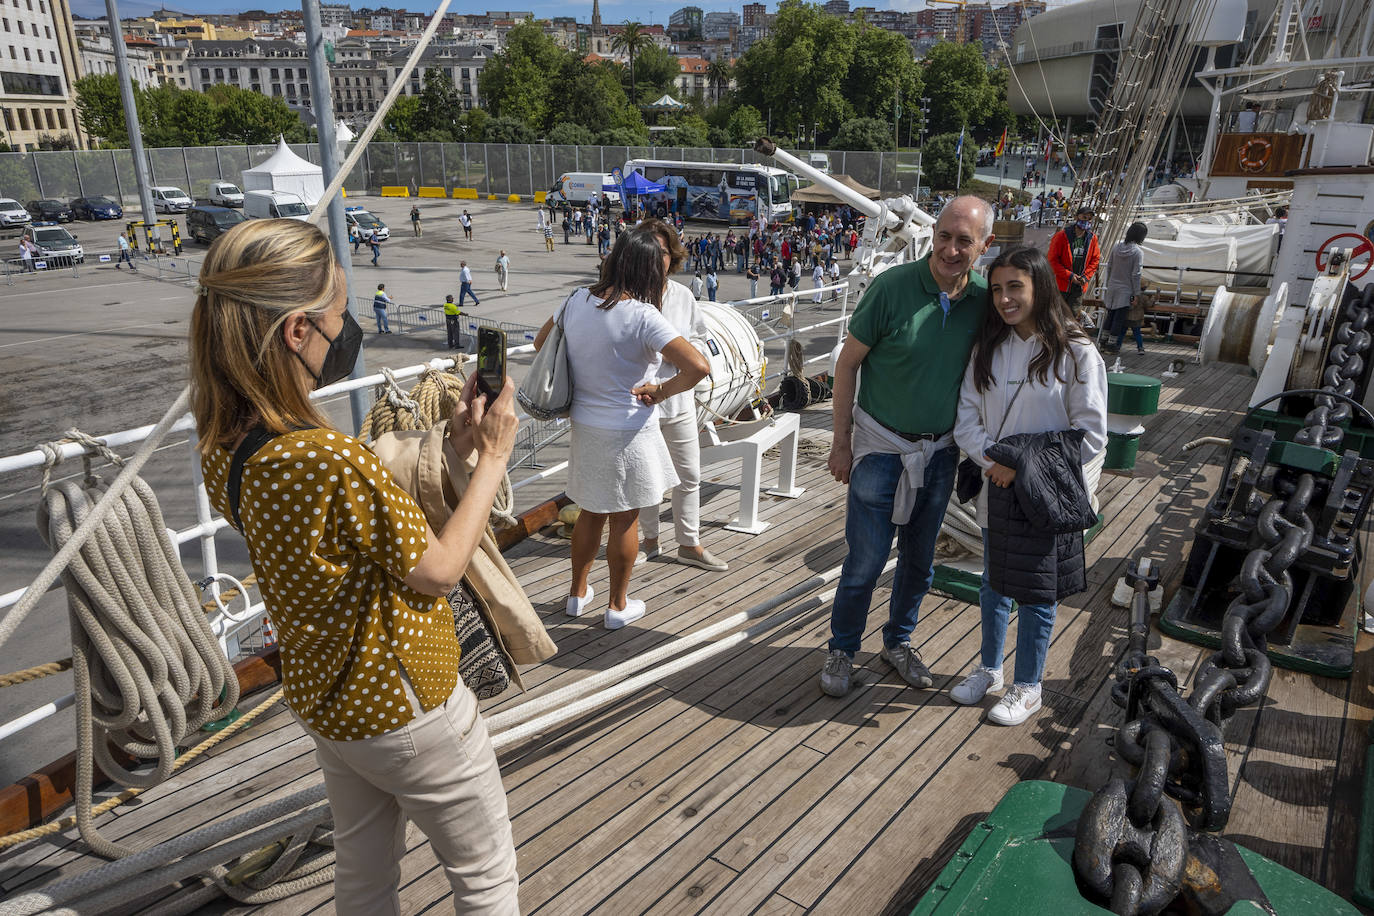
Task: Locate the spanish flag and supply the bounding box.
[994,128,1007,158]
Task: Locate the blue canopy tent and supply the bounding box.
[603,171,666,195]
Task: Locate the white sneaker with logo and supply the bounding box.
[988,682,1042,726]
[950,666,1004,705]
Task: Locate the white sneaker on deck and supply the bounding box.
[988,683,1042,726]
[605,599,645,630]
[565,585,594,617]
[950,666,1004,705]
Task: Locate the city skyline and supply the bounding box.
[71,0,960,22]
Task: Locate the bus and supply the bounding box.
[621,159,800,225]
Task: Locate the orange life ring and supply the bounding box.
[1315,233,1374,281]
[1238,137,1273,172]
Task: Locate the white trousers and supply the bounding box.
[641,409,701,546]
[304,682,520,915]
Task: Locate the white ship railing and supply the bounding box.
[0,282,851,743]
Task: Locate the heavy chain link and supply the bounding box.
[1075,282,1374,914]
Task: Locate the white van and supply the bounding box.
[0,198,31,226]
[242,190,310,221]
[807,153,832,175]
[151,186,193,213]
[207,181,244,208]
[549,172,618,206]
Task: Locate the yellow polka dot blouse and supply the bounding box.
[201,429,460,740]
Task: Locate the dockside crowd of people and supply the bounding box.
[187,190,1109,912]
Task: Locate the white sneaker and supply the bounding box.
[605,599,645,630]
[950,666,1004,705]
[565,585,594,617]
[988,683,1042,726]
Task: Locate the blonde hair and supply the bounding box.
[189,219,346,454]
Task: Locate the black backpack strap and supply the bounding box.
[227,426,277,533]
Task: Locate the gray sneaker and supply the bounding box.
[820,649,854,697]
[881,642,934,689]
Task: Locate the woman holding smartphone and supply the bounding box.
[188,219,521,914]
[534,229,710,629]
[951,245,1107,726]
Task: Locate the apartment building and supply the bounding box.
[0,0,85,150]
[187,39,313,113]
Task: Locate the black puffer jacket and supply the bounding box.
[985,429,1097,605]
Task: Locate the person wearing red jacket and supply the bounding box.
[1047,205,1101,317]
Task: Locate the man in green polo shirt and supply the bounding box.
[821,196,995,697]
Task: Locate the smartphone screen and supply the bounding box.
[476,327,507,399]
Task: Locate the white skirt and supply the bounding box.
[567,420,680,514]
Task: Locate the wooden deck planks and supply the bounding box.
[7,343,1370,915]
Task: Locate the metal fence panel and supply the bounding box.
[509,144,533,198]
[530,144,551,195]
[108,149,135,206]
[75,150,118,204]
[485,144,509,197]
[184,146,221,197]
[148,148,191,192]
[418,142,444,188]
[33,151,81,201]
[843,150,882,193]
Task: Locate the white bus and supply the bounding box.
[621,159,800,224]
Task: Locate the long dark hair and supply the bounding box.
[589,226,666,310]
[972,245,1090,393]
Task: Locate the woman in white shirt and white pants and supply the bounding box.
[637,220,729,572]
[952,245,1107,726]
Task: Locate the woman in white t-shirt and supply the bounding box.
[533,229,709,629]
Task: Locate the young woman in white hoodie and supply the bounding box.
[951,245,1108,725]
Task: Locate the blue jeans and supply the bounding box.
[979,529,1057,685]
[373,306,390,333]
[829,446,957,656]
[459,282,479,306]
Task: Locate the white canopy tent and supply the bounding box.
[241,137,325,207]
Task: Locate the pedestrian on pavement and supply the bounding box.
[373,283,392,333]
[690,271,704,300]
[459,261,480,307]
[746,263,759,300]
[410,205,422,237]
[494,250,510,292]
[368,229,381,266]
[443,294,466,350]
[460,210,473,241]
[1047,205,1102,318]
[19,236,34,272]
[828,259,842,300]
[705,269,718,302]
[812,261,826,302]
[116,232,136,271]
[350,224,362,253]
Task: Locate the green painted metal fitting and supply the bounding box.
[1269,440,1339,476]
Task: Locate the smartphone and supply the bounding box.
[475,326,507,400]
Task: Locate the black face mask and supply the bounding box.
[299,311,362,389]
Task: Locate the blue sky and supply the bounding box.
[73,0,940,23]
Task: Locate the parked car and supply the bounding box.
[186,205,246,244]
[25,199,73,222]
[0,198,32,227]
[151,186,193,213]
[344,205,389,240]
[70,196,124,220]
[207,181,245,208]
[21,224,83,266]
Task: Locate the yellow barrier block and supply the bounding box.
[507,194,521,203]
[417,186,447,198]
[534,191,547,203]
[487,194,497,200]
[380,186,410,197]
[453,188,479,200]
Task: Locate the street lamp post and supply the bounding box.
[915,96,930,198]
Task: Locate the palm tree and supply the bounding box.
[611,21,652,105]
[705,59,732,105]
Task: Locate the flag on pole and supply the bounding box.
[1044,137,1054,163]
[955,125,965,157]
[994,127,1007,158]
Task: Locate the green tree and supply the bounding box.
[610,21,654,105]
[725,104,765,146]
[553,57,643,136]
[546,122,596,145]
[705,59,732,105]
[733,1,857,139]
[845,23,922,127]
[459,109,489,141]
[923,131,975,189]
[983,66,1019,137]
[73,74,127,145]
[208,85,306,144]
[597,126,647,145]
[922,42,996,135]
[484,116,536,144]
[829,117,895,151]
[415,68,463,138]
[479,20,564,127]
[632,43,680,97]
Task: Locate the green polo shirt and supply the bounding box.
[847,255,988,435]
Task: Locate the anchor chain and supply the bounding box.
[1074,283,1374,914]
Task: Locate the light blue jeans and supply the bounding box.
[829,447,957,656]
[979,529,1058,685]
